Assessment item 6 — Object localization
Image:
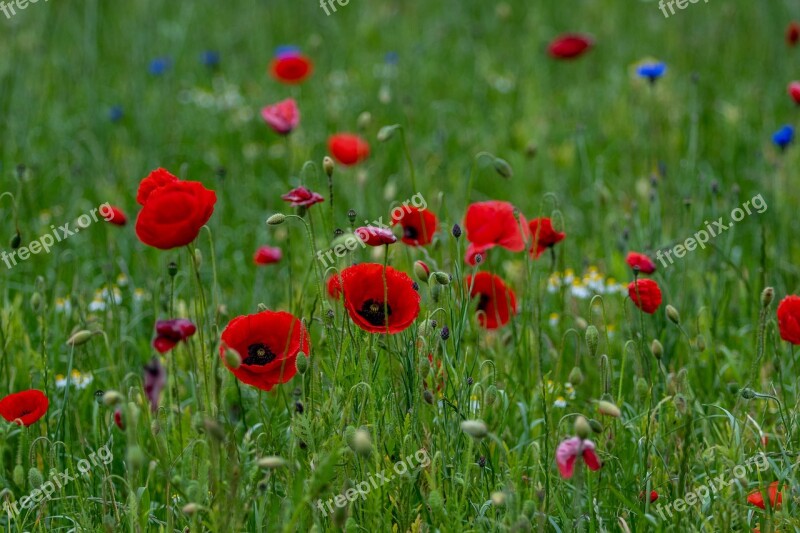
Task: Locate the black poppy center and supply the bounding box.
[477,294,491,312]
[357,299,392,326]
[403,226,419,240]
[243,343,277,366]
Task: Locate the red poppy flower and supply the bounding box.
[464,201,528,265]
[328,134,370,166]
[627,279,662,314]
[281,186,324,208]
[261,98,300,135]
[0,390,49,426]
[339,263,420,334]
[391,206,437,246]
[101,205,127,226]
[153,318,197,353]
[114,409,125,430]
[327,273,342,299]
[135,169,217,250]
[626,252,656,274]
[254,246,282,265]
[777,295,800,344]
[548,33,594,59]
[529,218,565,259]
[270,53,313,84]
[788,21,800,47]
[747,481,782,510]
[639,490,659,503]
[556,437,602,479]
[355,226,397,246]
[789,82,800,105]
[465,272,518,329]
[219,310,309,391]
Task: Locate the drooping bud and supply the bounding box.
[485,385,498,405]
[67,330,94,347]
[574,415,591,439]
[694,335,706,352]
[432,272,451,285]
[101,390,124,407]
[13,464,24,487]
[377,124,400,142]
[194,248,202,269]
[568,366,584,386]
[352,428,372,455]
[635,377,649,399]
[597,400,621,418]
[739,387,756,400]
[27,467,43,489]
[585,325,599,357]
[357,111,372,130]
[126,445,145,468]
[423,389,434,404]
[266,213,286,226]
[323,156,335,178]
[651,339,663,360]
[413,260,431,283]
[418,354,431,375]
[460,419,488,439]
[761,287,774,308]
[344,426,356,448]
[666,305,680,325]
[182,503,200,515]
[493,157,513,178]
[30,292,43,312]
[588,419,604,433]
[257,456,287,469]
[295,352,309,375]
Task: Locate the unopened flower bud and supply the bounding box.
[13,464,24,487]
[27,467,43,489]
[357,111,372,130]
[193,248,202,269]
[493,157,513,178]
[377,124,400,142]
[295,353,309,374]
[574,415,591,439]
[666,305,680,325]
[102,390,123,407]
[224,348,242,369]
[344,426,356,448]
[126,445,145,468]
[347,209,357,223]
[414,260,431,283]
[67,329,94,346]
[352,428,372,455]
[694,335,706,352]
[257,456,287,469]
[266,213,286,226]
[651,339,663,360]
[585,325,599,357]
[432,272,450,285]
[485,385,498,405]
[597,400,621,418]
[740,387,756,400]
[568,366,584,386]
[761,287,774,308]
[30,292,43,312]
[323,156,335,178]
[588,419,603,433]
[10,231,21,249]
[460,419,488,439]
[168,261,178,277]
[182,503,200,515]
[423,389,434,404]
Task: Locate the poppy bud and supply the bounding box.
[182,503,200,515]
[224,348,241,369]
[585,325,599,357]
[357,111,372,130]
[257,456,287,469]
[194,248,202,269]
[67,329,94,346]
[10,231,21,249]
[30,292,42,312]
[460,419,488,439]
[568,366,584,386]
[419,319,438,337]
[102,390,123,407]
[266,213,286,226]
[295,352,309,374]
[13,464,24,487]
[430,283,442,303]
[344,425,356,448]
[673,393,687,415]
[352,428,371,455]
[651,339,663,360]
[423,389,434,404]
[151,419,161,435]
[493,157,513,178]
[418,355,431,375]
[491,491,506,506]
[126,445,145,468]
[168,261,178,277]
[428,490,446,521]
[485,385,498,405]
[377,124,400,142]
[323,156,335,178]
[257,303,268,311]
[27,467,43,489]
[452,224,462,238]
[347,209,356,223]
[666,305,680,325]
[574,415,591,439]
[413,260,431,283]
[597,400,621,418]
[588,418,603,433]
[694,335,706,352]
[432,272,451,285]
[740,387,756,400]
[761,287,774,308]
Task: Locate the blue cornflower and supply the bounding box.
[200,50,220,68]
[108,105,123,122]
[149,57,172,76]
[637,62,667,83]
[384,51,399,64]
[773,125,795,150]
[274,45,301,59]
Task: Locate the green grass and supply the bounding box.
[1,0,799,531]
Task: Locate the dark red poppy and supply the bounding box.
[153,319,197,353]
[281,186,324,208]
[627,279,662,314]
[787,21,800,47]
[464,201,528,265]
[789,82,800,105]
[144,356,166,412]
[339,263,420,334]
[626,252,656,274]
[135,168,217,250]
[391,206,438,246]
[355,226,397,246]
[548,33,594,59]
[254,246,282,265]
[114,409,125,430]
[270,53,313,84]
[529,218,565,259]
[747,481,782,510]
[327,273,342,299]
[328,134,370,166]
[465,272,517,329]
[101,205,127,226]
[219,310,309,391]
[0,390,48,426]
[777,295,800,344]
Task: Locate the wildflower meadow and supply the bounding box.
[2,1,800,532]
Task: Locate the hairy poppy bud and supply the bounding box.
[257,456,287,469]
[418,355,431,375]
[740,387,756,400]
[352,429,372,455]
[568,366,584,386]
[344,425,356,448]
[266,213,286,226]
[193,248,202,269]
[67,329,94,347]
[585,325,599,357]
[377,124,400,142]
[666,305,680,325]
[428,490,446,521]
[694,335,706,352]
[414,260,431,283]
[761,287,774,308]
[126,445,145,469]
[357,111,372,130]
[460,419,488,439]
[423,389,434,404]
[102,390,123,407]
[588,418,603,433]
[485,385,498,405]
[30,292,43,312]
[493,157,513,178]
[432,272,450,285]
[597,400,621,418]
[27,467,43,489]
[323,156,335,178]
[574,415,591,439]
[13,464,24,487]
[224,348,241,369]
[295,352,309,374]
[182,503,200,515]
[651,339,663,360]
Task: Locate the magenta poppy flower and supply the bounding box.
[281,186,324,208]
[556,437,602,478]
[153,319,197,353]
[548,33,594,59]
[355,226,397,246]
[254,246,282,265]
[261,98,299,135]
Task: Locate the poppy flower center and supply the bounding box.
[477,294,491,312]
[357,299,392,326]
[243,343,277,366]
[403,226,418,240]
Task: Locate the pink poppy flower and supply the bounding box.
[355,226,397,246]
[261,98,299,135]
[254,246,282,265]
[281,186,324,208]
[556,437,602,479]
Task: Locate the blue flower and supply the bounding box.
[773,125,795,150]
[108,105,123,122]
[274,45,301,59]
[384,51,399,64]
[149,57,172,76]
[201,50,220,67]
[637,62,667,83]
